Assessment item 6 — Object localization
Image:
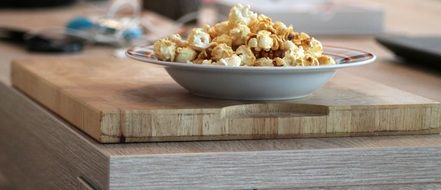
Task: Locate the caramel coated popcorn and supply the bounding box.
[153,4,335,67]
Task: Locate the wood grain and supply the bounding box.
[78,177,98,190]
[295,183,441,190]
[10,57,441,143]
[1,0,441,189]
[109,146,441,189]
[0,83,109,190]
[0,171,11,190]
[2,81,441,189]
[100,134,441,156]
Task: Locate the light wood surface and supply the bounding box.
[1,0,441,189]
[2,82,441,189]
[11,58,441,143]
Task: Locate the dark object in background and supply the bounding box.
[376,34,441,69]
[143,0,201,20]
[0,27,84,53]
[0,0,77,8]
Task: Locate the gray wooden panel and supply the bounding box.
[102,134,441,156]
[110,147,441,189]
[0,83,108,190]
[0,171,12,190]
[296,183,441,190]
[78,177,98,190]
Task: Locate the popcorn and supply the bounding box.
[212,34,233,47]
[193,45,213,64]
[303,54,320,66]
[153,39,176,61]
[217,55,242,67]
[283,41,297,51]
[211,43,235,61]
[249,15,274,34]
[273,21,287,34]
[318,55,336,65]
[228,4,257,25]
[211,21,230,37]
[273,57,286,67]
[283,48,305,66]
[256,30,273,51]
[230,24,251,47]
[188,28,211,50]
[201,59,213,65]
[247,37,258,49]
[270,34,284,51]
[152,4,335,67]
[305,38,323,57]
[255,57,273,66]
[168,34,187,47]
[294,32,311,48]
[279,26,295,40]
[193,51,209,64]
[236,45,256,66]
[175,47,197,63]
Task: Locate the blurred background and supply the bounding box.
[0,0,440,68]
[1,0,440,188]
[0,0,440,58]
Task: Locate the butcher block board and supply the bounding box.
[10,58,441,143]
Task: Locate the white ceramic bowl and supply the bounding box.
[127,45,375,100]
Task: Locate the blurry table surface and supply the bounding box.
[1,0,441,189]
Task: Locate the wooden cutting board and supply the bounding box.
[11,57,441,143]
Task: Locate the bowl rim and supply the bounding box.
[126,45,376,72]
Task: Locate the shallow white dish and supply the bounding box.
[126,45,376,100]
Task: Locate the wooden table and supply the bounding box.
[1,1,441,189]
